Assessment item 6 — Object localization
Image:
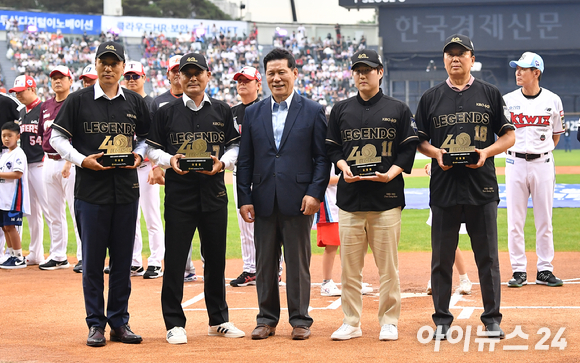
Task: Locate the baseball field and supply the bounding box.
[0,150,578,362]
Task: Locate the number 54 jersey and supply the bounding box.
[415,79,515,208]
[326,90,419,212]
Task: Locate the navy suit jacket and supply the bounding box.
[237,92,330,217]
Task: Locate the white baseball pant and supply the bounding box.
[26,161,49,263]
[506,152,555,273]
[43,157,81,262]
[132,161,165,267]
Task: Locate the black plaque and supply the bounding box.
[179,157,213,171]
[99,153,133,167]
[443,151,479,166]
[351,162,382,176]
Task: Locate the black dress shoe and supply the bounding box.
[485,323,505,339]
[87,326,106,347]
[110,324,143,344]
[434,324,450,340]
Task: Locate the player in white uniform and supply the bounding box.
[503,52,564,288]
[38,66,82,271]
[123,61,165,279]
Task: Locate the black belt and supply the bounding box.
[508,151,548,161]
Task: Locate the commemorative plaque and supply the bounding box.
[442,132,479,166]
[350,144,383,176]
[177,138,213,171]
[98,135,133,167]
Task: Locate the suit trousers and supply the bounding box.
[431,202,502,326]
[338,208,402,327]
[75,199,138,329]
[162,205,228,330]
[254,203,314,328]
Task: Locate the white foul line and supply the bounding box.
[182,293,204,308]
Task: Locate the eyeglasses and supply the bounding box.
[125,74,142,81]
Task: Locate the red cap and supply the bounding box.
[124,61,145,76]
[233,66,262,82]
[168,55,182,71]
[49,66,73,79]
[9,75,36,93]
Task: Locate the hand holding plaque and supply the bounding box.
[349,144,384,176]
[98,135,133,167]
[442,132,479,166]
[176,138,213,172]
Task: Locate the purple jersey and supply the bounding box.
[38,97,65,154]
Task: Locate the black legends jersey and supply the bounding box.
[52,86,151,204]
[415,78,515,208]
[146,96,240,213]
[326,90,419,212]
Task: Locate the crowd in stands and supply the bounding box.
[5,28,121,101]
[4,24,367,112]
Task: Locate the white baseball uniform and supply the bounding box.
[503,87,565,273]
[43,158,81,261]
[132,160,165,267]
[27,161,49,263]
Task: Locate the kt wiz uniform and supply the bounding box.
[415,78,515,327]
[147,95,240,330]
[20,98,49,263]
[503,88,564,274]
[52,85,151,330]
[326,90,418,328]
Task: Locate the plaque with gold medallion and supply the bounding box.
[98,134,134,167]
[348,144,384,176]
[177,138,213,171]
[441,132,479,166]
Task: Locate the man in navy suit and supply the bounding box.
[237,48,330,340]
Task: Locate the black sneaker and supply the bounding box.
[130,266,145,277]
[507,272,527,287]
[39,259,70,270]
[73,260,83,273]
[230,271,256,287]
[536,270,563,287]
[143,265,163,279]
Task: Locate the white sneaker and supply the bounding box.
[166,327,187,344]
[321,280,341,296]
[457,279,472,295]
[426,280,432,295]
[331,323,362,341]
[361,282,373,295]
[379,324,398,341]
[208,322,245,338]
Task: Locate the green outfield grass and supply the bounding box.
[19,150,580,260]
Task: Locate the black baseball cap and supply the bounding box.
[179,52,209,71]
[351,49,383,69]
[96,41,125,61]
[443,34,474,53]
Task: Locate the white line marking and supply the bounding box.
[457,307,475,320]
[181,293,204,308]
[326,298,342,310]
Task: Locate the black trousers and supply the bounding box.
[254,203,314,328]
[161,205,228,330]
[431,202,502,326]
[75,199,139,330]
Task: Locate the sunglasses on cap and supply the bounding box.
[125,74,143,81]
